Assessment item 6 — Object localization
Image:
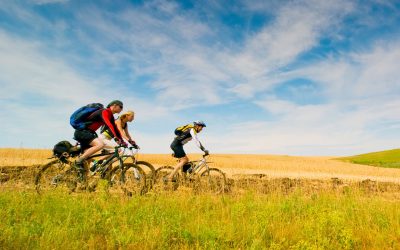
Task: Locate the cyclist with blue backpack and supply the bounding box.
[70,100,126,174]
[166,120,208,182]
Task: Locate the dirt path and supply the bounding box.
[214,156,400,183]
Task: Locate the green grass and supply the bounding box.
[339,148,400,168]
[0,190,400,249]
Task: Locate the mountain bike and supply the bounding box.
[154,153,227,194]
[35,145,147,196]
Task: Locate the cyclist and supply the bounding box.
[167,120,208,182]
[90,110,139,172]
[101,110,138,148]
[73,100,126,174]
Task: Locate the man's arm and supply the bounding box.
[101,109,122,140]
[190,128,205,151]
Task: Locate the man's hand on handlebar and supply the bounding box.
[203,149,209,156]
[128,140,140,149]
[116,138,128,148]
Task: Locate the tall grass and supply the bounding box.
[1,190,399,249]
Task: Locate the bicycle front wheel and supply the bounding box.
[35,160,78,194]
[120,163,147,196]
[135,161,156,188]
[199,168,227,194]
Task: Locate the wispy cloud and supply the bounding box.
[0,28,174,149]
[31,0,68,5]
[228,0,354,98]
[244,39,400,155]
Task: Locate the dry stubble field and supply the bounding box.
[2,148,400,196]
[2,148,400,181]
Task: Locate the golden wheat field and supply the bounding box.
[2,148,400,183]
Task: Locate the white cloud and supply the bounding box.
[208,103,398,156]
[255,96,297,115]
[0,29,175,148]
[296,40,400,100]
[227,0,354,97]
[71,4,226,108]
[31,0,68,5]
[238,40,400,155]
[0,30,97,103]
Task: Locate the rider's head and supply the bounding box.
[120,110,135,122]
[193,120,206,132]
[107,100,123,114]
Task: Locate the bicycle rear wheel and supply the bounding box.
[153,166,177,192]
[35,160,79,194]
[199,168,226,194]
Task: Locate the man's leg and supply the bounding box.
[168,140,187,181]
[77,138,104,162]
[168,156,188,181]
[95,135,117,162]
[74,138,104,180]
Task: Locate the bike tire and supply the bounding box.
[135,161,156,188]
[117,163,147,196]
[153,166,177,192]
[199,168,227,194]
[35,160,79,194]
[107,166,123,194]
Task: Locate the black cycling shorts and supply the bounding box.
[170,140,186,158]
[74,129,97,148]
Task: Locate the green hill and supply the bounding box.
[339,149,400,168]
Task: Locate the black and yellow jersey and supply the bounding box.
[174,123,205,150]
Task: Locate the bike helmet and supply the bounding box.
[107,100,123,108]
[193,120,206,127]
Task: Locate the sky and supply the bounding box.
[1,0,400,156]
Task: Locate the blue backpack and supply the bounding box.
[70,103,104,130]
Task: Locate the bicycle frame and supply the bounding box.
[119,147,140,164]
[89,145,134,176]
[184,154,210,176]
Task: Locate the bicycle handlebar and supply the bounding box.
[116,145,140,156]
[114,145,137,150]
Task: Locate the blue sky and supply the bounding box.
[1,0,400,156]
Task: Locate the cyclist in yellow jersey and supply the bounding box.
[167,120,208,181]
